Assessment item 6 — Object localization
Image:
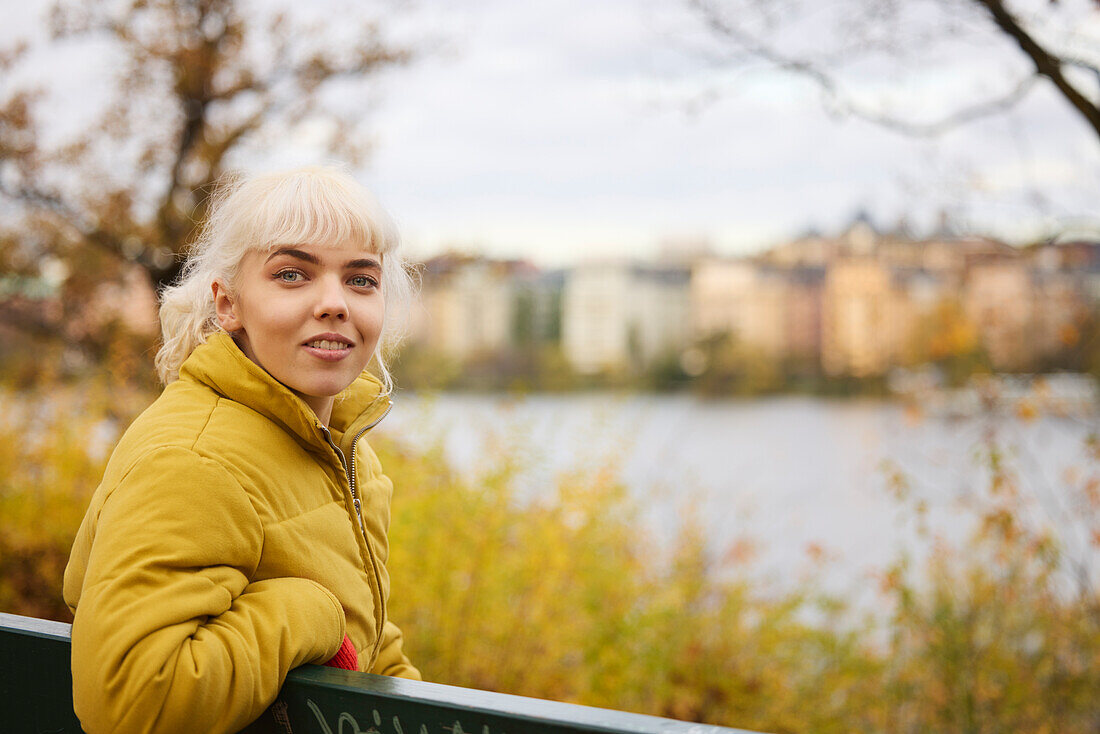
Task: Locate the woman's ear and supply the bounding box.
[212,280,242,332]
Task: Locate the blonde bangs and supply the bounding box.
[228,168,399,258]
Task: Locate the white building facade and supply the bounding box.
[562,261,690,374]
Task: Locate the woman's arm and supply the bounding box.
[370,619,422,680]
[69,446,345,734]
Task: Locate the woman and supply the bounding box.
[64,166,420,734]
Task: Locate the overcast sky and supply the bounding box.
[5,0,1100,265]
[359,0,1100,265]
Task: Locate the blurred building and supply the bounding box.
[821,258,899,376]
[1032,268,1086,363]
[408,255,523,359]
[562,261,690,373]
[784,267,825,363]
[511,267,565,347]
[405,234,1100,383]
[1026,241,1097,363]
[963,257,1034,370]
[690,259,823,362]
[691,259,786,356]
[1046,241,1100,304]
[762,231,839,269]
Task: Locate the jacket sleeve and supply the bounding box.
[69,446,346,734]
[369,619,422,680]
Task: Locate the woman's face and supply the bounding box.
[213,241,386,424]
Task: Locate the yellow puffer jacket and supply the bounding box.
[63,331,420,734]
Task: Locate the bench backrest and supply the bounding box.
[0,612,757,734]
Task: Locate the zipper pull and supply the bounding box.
[352,497,366,534]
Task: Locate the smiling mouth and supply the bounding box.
[305,339,351,351]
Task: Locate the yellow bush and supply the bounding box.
[0,383,145,619]
[377,436,879,731]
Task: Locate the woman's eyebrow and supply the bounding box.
[346,257,381,270]
[266,247,320,264]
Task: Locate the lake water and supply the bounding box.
[377,392,1100,598]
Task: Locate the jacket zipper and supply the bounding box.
[319,401,392,665]
[320,403,390,531]
[348,403,391,530]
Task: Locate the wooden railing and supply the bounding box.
[0,612,759,734]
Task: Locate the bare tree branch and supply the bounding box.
[690,0,1045,137]
[0,297,60,336]
[972,0,1100,138]
[846,75,1041,137]
[689,0,1100,143]
[0,179,168,277]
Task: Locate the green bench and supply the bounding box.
[0,612,758,734]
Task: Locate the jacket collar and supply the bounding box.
[178,331,390,452]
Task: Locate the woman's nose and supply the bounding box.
[314,277,349,320]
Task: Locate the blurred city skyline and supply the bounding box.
[4,0,1099,266]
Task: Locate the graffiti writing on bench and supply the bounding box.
[307,699,496,734]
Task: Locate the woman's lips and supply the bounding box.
[303,338,353,361]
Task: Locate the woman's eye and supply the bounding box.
[349,275,377,288]
[277,270,304,283]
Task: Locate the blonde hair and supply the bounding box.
[156,166,413,393]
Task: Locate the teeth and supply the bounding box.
[308,339,349,350]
